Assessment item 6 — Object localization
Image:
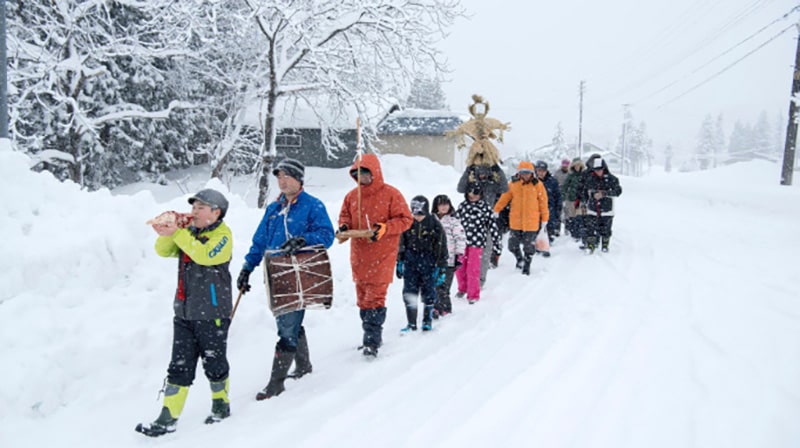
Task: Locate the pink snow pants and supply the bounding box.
[455,246,483,301]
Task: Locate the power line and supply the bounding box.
[655,23,795,109]
[634,5,800,104]
[612,0,776,100]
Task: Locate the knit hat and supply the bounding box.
[591,157,604,169]
[410,195,430,215]
[561,158,570,167]
[535,160,548,170]
[272,158,305,183]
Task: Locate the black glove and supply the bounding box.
[280,236,306,255]
[489,253,499,269]
[237,269,252,294]
[454,255,463,269]
[337,224,348,233]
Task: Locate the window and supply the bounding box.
[276,133,301,148]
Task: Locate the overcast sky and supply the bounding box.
[438,0,798,160]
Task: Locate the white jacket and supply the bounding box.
[437,214,466,266]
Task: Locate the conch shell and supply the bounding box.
[146,211,193,228]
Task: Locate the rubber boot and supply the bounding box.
[402,300,418,332]
[586,236,597,254]
[521,254,533,276]
[135,383,189,437]
[421,304,434,331]
[256,347,294,400]
[288,327,312,379]
[511,248,524,270]
[204,378,230,424]
[361,307,386,357]
[601,237,610,253]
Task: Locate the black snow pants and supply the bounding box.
[167,316,230,386]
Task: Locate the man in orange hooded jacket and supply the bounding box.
[337,154,413,358]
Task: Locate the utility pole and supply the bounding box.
[780,26,800,186]
[0,0,8,141]
[577,80,585,159]
[621,104,630,175]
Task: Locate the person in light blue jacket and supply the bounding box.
[237,158,334,401]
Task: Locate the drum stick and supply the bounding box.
[230,290,244,321]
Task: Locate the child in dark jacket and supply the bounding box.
[396,195,448,332]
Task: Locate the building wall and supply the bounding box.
[275,129,358,169]
[374,135,456,166]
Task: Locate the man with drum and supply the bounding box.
[237,158,335,400]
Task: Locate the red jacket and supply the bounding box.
[338,154,413,284]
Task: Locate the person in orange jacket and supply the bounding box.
[336,154,413,358]
[493,161,549,275]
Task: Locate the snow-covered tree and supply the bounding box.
[752,111,773,158]
[237,0,464,206]
[729,120,754,160]
[615,108,651,176]
[714,114,725,168]
[406,77,448,110]
[551,122,569,161]
[695,114,715,170]
[664,144,673,172]
[7,0,209,189]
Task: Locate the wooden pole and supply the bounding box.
[781,27,800,186]
[230,290,244,321]
[356,117,363,228]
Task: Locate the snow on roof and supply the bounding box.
[377,108,467,136]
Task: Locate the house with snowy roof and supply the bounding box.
[375,107,467,167]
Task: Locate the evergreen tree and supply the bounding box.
[714,114,725,168]
[664,144,673,173]
[729,121,754,160]
[752,111,772,157]
[695,114,715,170]
[406,77,448,110]
[550,122,569,162]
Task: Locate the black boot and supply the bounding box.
[586,236,597,254]
[521,254,533,275]
[421,304,434,331]
[601,237,610,253]
[511,249,524,270]
[403,301,418,331]
[288,327,312,379]
[360,307,386,357]
[256,347,294,400]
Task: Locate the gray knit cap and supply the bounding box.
[272,158,305,183]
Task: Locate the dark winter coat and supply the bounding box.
[562,160,586,201]
[577,159,622,216]
[539,171,562,224]
[398,214,448,270]
[457,164,509,206]
[155,220,233,321]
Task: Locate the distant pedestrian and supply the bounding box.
[535,161,561,243]
[576,156,622,253]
